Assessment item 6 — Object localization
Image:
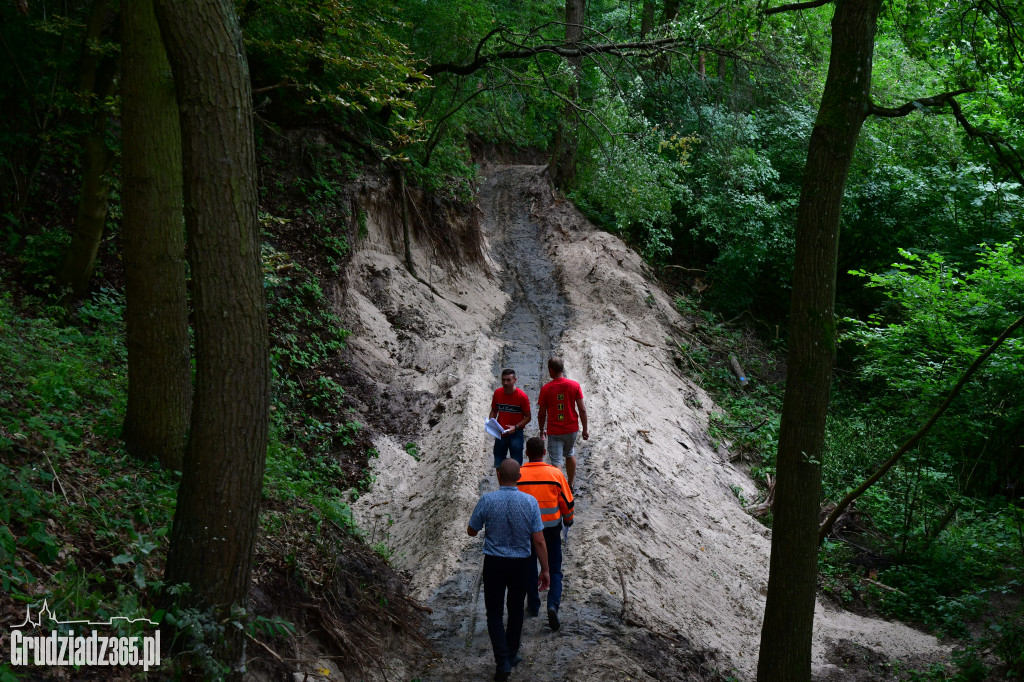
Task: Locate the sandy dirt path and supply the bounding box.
[342,165,949,681]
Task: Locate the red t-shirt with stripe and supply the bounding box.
[491,387,531,429]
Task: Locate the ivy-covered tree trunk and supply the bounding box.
[120,0,191,471]
[550,0,584,189]
[756,0,882,680]
[57,0,118,300]
[156,0,269,670]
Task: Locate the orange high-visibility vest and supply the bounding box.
[517,461,574,529]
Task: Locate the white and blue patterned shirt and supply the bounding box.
[468,486,543,558]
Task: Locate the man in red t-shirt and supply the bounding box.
[489,368,531,468]
[537,357,588,489]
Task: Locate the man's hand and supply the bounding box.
[582,428,589,440]
[539,429,546,438]
[532,530,550,591]
[502,426,515,436]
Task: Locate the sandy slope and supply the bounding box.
[341,165,948,680]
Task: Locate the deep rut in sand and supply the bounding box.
[347,164,949,681]
[416,169,599,680]
[415,167,696,681]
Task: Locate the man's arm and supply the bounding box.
[468,497,486,536]
[518,391,531,431]
[531,530,551,591]
[517,406,531,431]
[558,474,575,526]
[576,393,588,440]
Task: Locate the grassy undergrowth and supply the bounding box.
[671,294,1024,680]
[0,234,418,678]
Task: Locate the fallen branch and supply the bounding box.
[42,450,71,506]
[245,631,285,664]
[414,274,468,311]
[626,334,656,348]
[404,595,433,614]
[661,265,706,274]
[862,577,905,596]
[749,474,775,518]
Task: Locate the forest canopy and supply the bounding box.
[0,0,1021,678]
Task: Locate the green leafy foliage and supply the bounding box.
[842,241,1024,492]
[241,0,430,152]
[573,90,694,261]
[816,241,1024,660]
[673,104,808,311]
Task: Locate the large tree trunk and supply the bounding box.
[663,0,680,22]
[550,0,585,189]
[756,1,882,680]
[156,0,270,670]
[57,0,118,300]
[120,0,191,471]
[640,1,655,39]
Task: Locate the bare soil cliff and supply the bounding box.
[336,165,947,680]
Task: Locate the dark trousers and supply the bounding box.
[528,525,563,613]
[482,555,531,665]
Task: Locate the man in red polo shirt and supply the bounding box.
[537,357,588,490]
[489,368,531,468]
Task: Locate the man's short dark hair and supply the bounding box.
[526,437,545,459]
[501,368,516,378]
[497,458,521,483]
[547,357,564,374]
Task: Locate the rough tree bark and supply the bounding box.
[756,0,883,680]
[641,1,655,39]
[120,0,191,471]
[549,0,585,189]
[57,0,119,300]
[156,0,270,670]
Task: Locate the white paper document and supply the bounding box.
[485,417,504,439]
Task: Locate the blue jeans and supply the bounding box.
[528,525,563,613]
[492,430,524,468]
[483,555,531,664]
